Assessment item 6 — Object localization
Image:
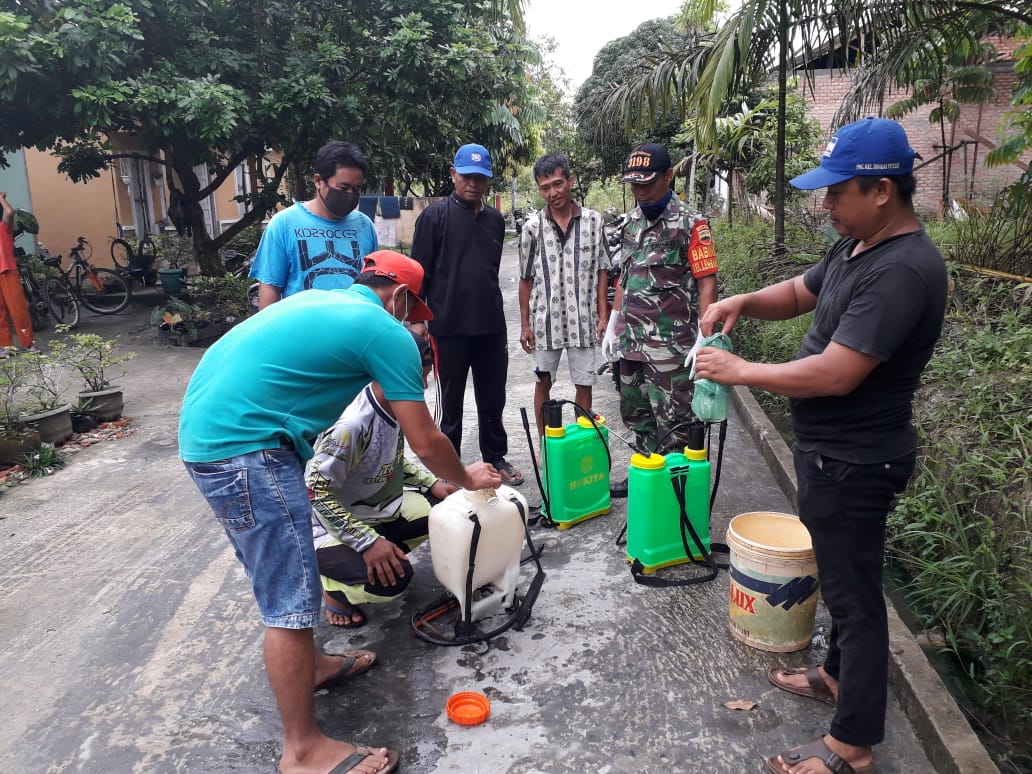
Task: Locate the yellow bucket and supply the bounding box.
[726,512,819,653]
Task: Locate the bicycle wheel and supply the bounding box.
[110,238,133,270]
[77,267,132,314]
[43,277,80,328]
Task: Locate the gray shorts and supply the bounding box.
[532,346,598,386]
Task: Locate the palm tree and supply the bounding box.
[600,0,1031,251]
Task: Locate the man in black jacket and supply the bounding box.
[410,144,522,485]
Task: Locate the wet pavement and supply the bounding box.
[0,242,996,773]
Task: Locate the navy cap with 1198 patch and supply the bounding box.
[453,144,493,178]
[790,117,917,190]
[620,143,672,184]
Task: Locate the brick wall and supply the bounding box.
[798,68,1029,216]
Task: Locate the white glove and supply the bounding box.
[684,327,705,377]
[602,312,620,361]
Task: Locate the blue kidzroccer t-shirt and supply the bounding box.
[248,202,378,298]
[178,285,424,463]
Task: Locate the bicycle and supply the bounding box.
[15,251,67,330]
[110,230,158,287]
[42,237,132,316]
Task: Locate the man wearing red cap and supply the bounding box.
[695,118,947,774]
[180,249,500,774]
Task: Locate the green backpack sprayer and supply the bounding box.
[619,332,734,586]
[518,333,735,586]
[522,399,612,530]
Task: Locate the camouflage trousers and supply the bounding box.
[618,357,696,454]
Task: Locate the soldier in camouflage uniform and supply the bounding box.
[601,144,718,495]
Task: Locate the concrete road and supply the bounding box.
[0,241,991,773]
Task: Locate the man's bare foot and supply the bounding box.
[769,735,873,773]
[313,650,376,690]
[768,665,839,705]
[323,591,366,628]
[281,738,395,774]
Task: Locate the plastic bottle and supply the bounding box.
[692,332,733,422]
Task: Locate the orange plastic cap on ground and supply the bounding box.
[446,691,490,725]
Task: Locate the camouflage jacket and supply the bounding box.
[617,197,718,361]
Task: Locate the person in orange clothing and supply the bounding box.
[0,191,36,357]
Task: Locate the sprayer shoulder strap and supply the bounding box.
[629,543,730,587]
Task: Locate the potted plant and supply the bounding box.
[150,296,205,346]
[0,351,42,464]
[19,350,74,444]
[49,328,135,421]
[151,275,252,346]
[154,233,195,296]
[69,397,99,433]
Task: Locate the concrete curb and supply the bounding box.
[730,385,999,774]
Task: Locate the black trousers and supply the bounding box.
[316,515,427,597]
[794,447,915,747]
[434,331,509,463]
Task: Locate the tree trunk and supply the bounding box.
[773,0,788,258]
[167,162,223,276]
[292,161,307,201]
[688,154,698,210]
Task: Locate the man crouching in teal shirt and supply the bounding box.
[179,250,501,774]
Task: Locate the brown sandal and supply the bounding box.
[767,664,837,706]
[767,736,874,773]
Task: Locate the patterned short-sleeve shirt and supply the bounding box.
[518,205,611,349]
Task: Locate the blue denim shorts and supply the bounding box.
[184,446,321,629]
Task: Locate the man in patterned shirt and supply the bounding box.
[518,154,611,437]
[602,144,718,496]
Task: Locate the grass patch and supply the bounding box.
[889,273,1032,759]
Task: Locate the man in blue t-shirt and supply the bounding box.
[695,118,947,774]
[249,140,378,310]
[181,250,501,774]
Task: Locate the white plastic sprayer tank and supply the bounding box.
[428,486,528,622]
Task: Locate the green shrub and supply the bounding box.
[152,233,195,271]
[940,198,1032,278]
[710,217,815,435]
[221,224,264,257]
[715,212,1032,748]
[890,274,1032,732]
[19,442,65,477]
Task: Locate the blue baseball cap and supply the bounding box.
[453,144,493,178]
[790,117,917,190]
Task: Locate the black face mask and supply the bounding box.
[322,188,360,218]
[640,189,673,222]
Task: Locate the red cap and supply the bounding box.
[361,250,433,322]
